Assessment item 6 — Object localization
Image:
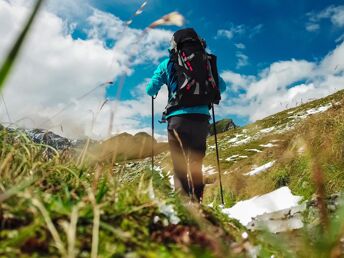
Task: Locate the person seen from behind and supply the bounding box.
[146,28,226,202]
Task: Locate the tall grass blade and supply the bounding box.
[0,0,44,91]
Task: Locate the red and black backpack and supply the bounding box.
[166,28,221,113]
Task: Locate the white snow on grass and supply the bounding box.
[260,126,275,133]
[289,103,332,120]
[246,149,262,153]
[208,145,215,150]
[222,186,302,226]
[233,136,252,146]
[154,166,164,178]
[245,161,276,176]
[305,103,332,115]
[260,143,278,148]
[148,176,180,225]
[228,134,245,143]
[275,123,295,134]
[247,204,305,233]
[207,201,214,208]
[225,155,248,162]
[203,165,217,175]
[227,133,253,146]
[166,170,175,190]
[159,203,181,225]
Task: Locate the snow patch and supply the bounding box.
[222,186,302,226]
[208,145,215,150]
[246,149,262,153]
[305,103,332,115]
[260,143,278,148]
[159,203,181,225]
[245,161,276,176]
[228,134,245,143]
[202,165,217,175]
[225,155,248,162]
[166,170,175,190]
[260,126,275,133]
[148,177,180,225]
[289,103,332,120]
[154,166,164,178]
[247,204,305,233]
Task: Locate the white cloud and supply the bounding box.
[306,23,320,32]
[0,0,172,139]
[307,5,344,31]
[216,24,246,41]
[236,52,249,68]
[336,33,344,43]
[216,29,234,40]
[249,24,263,38]
[220,41,344,121]
[246,60,315,99]
[216,24,260,69]
[220,71,254,92]
[234,43,246,49]
[324,5,344,27]
[216,23,263,41]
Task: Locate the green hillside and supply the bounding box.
[203,89,344,204]
[1,89,344,257]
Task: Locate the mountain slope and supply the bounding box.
[202,89,344,204]
[1,89,344,257]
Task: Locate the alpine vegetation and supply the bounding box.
[2,1,344,258]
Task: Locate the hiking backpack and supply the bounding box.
[166,28,221,113]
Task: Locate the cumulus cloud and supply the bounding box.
[306,5,344,32]
[0,0,172,139]
[220,71,254,92]
[220,40,344,121]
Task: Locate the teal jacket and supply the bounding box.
[146,58,226,119]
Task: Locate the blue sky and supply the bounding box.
[89,0,344,133]
[1,0,344,139]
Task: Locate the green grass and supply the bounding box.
[2,2,344,255]
[0,130,244,257]
[2,90,344,257]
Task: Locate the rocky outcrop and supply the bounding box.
[209,118,237,136]
[4,127,73,150]
[24,128,72,150]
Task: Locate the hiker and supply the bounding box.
[146,28,226,202]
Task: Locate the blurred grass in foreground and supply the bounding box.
[0,0,44,92]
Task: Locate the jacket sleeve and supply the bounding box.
[146,60,168,96]
[219,76,227,93]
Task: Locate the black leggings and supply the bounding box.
[167,114,209,200]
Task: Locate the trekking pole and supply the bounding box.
[151,96,156,172]
[211,103,224,205]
